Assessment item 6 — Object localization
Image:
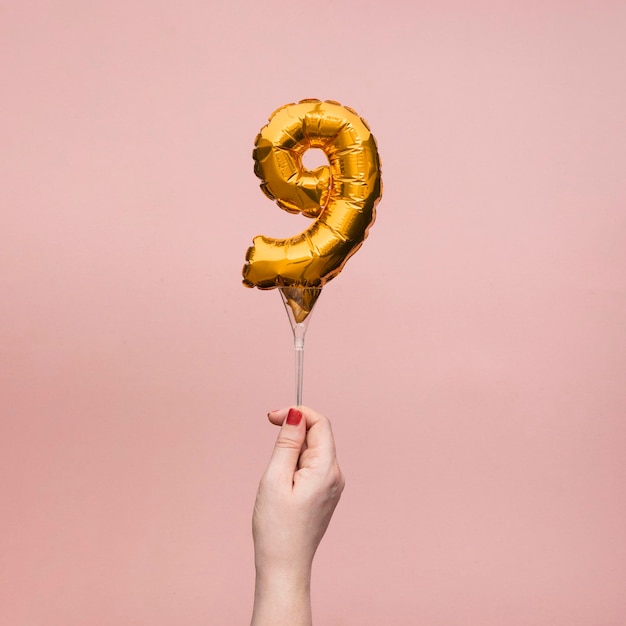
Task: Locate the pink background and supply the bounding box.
[2,1,625,624]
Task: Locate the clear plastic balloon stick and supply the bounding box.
[279,287,321,406]
[293,322,306,407]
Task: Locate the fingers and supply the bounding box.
[264,408,307,488]
[268,406,337,466]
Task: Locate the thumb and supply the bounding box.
[265,408,305,486]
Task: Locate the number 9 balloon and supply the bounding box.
[242,99,383,309]
[242,99,382,405]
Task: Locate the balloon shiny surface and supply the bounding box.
[242,99,382,303]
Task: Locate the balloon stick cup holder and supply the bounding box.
[278,286,322,407]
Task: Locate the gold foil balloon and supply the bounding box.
[242,99,382,319]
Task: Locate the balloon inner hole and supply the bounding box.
[302,148,328,170]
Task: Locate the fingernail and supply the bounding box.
[286,408,302,426]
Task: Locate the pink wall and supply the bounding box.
[2,1,625,624]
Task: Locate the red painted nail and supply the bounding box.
[286,408,303,426]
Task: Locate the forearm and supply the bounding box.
[251,565,312,626]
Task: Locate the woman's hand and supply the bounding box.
[251,406,344,626]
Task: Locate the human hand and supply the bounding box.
[251,406,344,626]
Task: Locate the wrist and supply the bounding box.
[252,563,313,626]
[254,544,314,579]
[255,560,312,591]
